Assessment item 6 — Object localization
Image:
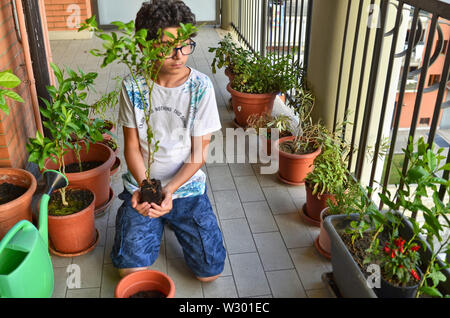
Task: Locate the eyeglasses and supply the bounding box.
[164,40,196,59]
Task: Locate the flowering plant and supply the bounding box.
[373,236,421,286]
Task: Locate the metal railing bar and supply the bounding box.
[304,0,313,68]
[333,0,353,133]
[356,0,389,180]
[382,6,420,191]
[370,0,405,189]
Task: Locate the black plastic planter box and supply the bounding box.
[324,213,450,298]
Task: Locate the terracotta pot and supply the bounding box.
[115,270,175,298]
[226,83,277,128]
[315,208,331,259]
[48,187,96,254]
[44,142,114,209]
[110,156,121,176]
[0,168,37,240]
[275,136,321,185]
[305,183,336,225]
[101,120,116,141]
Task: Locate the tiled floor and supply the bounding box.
[49,26,332,298]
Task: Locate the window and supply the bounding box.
[428,74,441,86]
[419,117,430,125]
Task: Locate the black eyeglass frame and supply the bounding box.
[164,40,197,59]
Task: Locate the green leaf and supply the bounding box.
[1,89,24,103]
[420,286,443,298]
[0,71,21,88]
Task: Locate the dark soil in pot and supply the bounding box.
[129,290,166,298]
[279,140,318,155]
[0,183,27,205]
[140,179,163,205]
[49,188,94,216]
[65,161,104,173]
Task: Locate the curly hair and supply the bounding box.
[135,0,197,41]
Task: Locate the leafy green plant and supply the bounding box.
[208,33,253,76]
[80,16,198,183]
[27,63,101,205]
[0,70,25,115]
[246,113,293,139]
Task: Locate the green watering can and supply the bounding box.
[0,170,68,298]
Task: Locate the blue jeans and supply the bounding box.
[110,187,226,278]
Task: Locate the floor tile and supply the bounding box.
[289,246,330,290]
[221,218,256,254]
[202,276,238,298]
[100,263,121,298]
[266,269,307,298]
[253,232,293,271]
[213,190,245,219]
[262,187,298,214]
[274,213,314,248]
[73,245,104,289]
[66,288,100,298]
[207,165,236,191]
[306,288,333,298]
[243,201,278,234]
[234,175,265,202]
[167,258,203,298]
[229,253,271,297]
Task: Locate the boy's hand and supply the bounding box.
[131,189,151,216]
[148,187,173,218]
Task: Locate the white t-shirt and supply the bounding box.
[118,67,221,199]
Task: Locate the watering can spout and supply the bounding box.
[39,170,68,246]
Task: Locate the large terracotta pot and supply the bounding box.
[0,168,37,240]
[226,83,277,128]
[314,208,331,259]
[44,142,114,209]
[275,136,321,185]
[304,183,336,226]
[115,270,175,298]
[48,187,96,255]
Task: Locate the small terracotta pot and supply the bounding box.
[275,136,321,185]
[315,208,331,259]
[304,183,336,225]
[227,83,277,128]
[44,142,114,209]
[115,270,175,298]
[0,168,37,240]
[110,157,121,176]
[101,120,116,141]
[48,187,96,254]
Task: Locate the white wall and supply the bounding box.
[97,0,216,25]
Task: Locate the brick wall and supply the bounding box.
[0,0,37,169]
[44,0,92,31]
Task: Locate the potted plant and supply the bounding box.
[225,52,300,128]
[115,269,175,298]
[247,113,293,156]
[26,65,105,255]
[28,63,114,218]
[274,81,324,185]
[209,33,253,83]
[80,17,198,205]
[0,71,37,240]
[302,126,349,227]
[324,137,450,298]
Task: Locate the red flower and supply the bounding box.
[411,269,420,281]
[410,245,420,252]
[394,238,405,247]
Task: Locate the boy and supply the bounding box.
[111,0,226,283]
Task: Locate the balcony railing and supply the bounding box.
[229,0,449,203]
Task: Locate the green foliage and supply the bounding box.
[246,113,293,138]
[340,137,450,297]
[208,33,252,76]
[0,70,25,115]
[80,16,198,181]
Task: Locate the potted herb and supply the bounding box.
[225,52,300,128]
[274,80,324,185]
[302,126,349,227]
[0,71,37,240]
[324,137,450,298]
[80,17,198,205]
[247,113,293,156]
[209,33,253,83]
[28,63,114,217]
